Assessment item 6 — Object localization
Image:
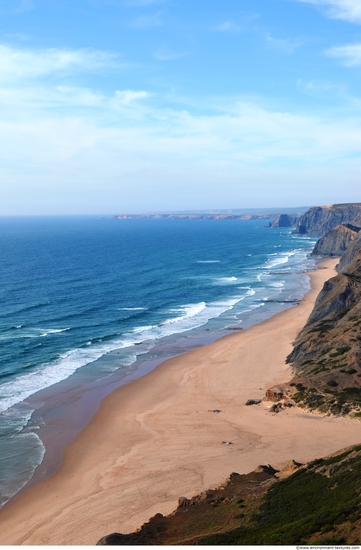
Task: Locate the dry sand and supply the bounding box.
[1,258,361,545]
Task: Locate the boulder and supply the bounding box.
[269,402,283,413]
[178,496,192,508]
[265,387,285,401]
[245,399,262,406]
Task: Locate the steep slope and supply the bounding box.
[270,213,300,228]
[337,232,361,273]
[312,224,360,257]
[294,203,361,237]
[97,445,361,546]
[282,251,361,415]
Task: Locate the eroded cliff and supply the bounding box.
[283,251,361,415]
[294,203,361,237]
[312,224,360,257]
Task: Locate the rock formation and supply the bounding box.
[312,224,360,257]
[337,231,361,273]
[270,213,300,228]
[282,250,361,415]
[294,203,361,237]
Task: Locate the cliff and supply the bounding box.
[97,445,361,545]
[270,213,300,228]
[312,224,360,257]
[337,232,361,273]
[294,203,361,237]
[280,251,361,415]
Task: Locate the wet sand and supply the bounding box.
[1,258,361,546]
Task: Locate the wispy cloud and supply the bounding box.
[1,88,361,212]
[0,0,33,15]
[0,44,120,83]
[213,21,242,33]
[123,0,167,6]
[325,43,361,65]
[152,48,188,61]
[265,33,301,53]
[295,0,361,24]
[129,11,164,28]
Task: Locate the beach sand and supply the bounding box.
[1,258,361,545]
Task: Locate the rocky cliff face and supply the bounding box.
[337,232,361,273]
[312,224,360,257]
[270,213,300,228]
[283,251,361,415]
[294,203,361,237]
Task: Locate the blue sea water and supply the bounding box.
[0,216,317,507]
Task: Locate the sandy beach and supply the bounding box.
[1,257,361,545]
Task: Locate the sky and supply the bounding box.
[1,0,361,214]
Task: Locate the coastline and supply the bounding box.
[1,258,361,545]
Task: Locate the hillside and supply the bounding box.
[97,445,361,546]
[279,250,361,415]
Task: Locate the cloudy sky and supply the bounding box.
[1,0,361,214]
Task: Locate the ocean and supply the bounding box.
[0,215,317,507]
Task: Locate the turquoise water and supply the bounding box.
[0,216,317,506]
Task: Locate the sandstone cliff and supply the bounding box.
[294,203,361,237]
[312,224,360,257]
[282,251,361,415]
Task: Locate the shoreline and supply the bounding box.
[2,257,361,545]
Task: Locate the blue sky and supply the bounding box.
[1,0,361,214]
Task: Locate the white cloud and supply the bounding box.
[295,0,361,24]
[129,11,163,28]
[0,44,120,83]
[325,43,361,65]
[297,78,347,97]
[213,21,242,33]
[265,33,301,53]
[1,99,361,214]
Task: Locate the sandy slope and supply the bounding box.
[1,258,361,546]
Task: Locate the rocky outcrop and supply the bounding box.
[284,251,361,415]
[312,224,360,257]
[294,203,361,237]
[265,387,285,401]
[270,214,300,228]
[337,231,361,273]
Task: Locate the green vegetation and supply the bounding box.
[98,446,361,546]
[199,448,361,546]
[330,346,351,357]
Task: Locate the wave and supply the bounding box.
[0,295,252,413]
[196,260,221,264]
[269,281,285,288]
[0,301,51,319]
[117,307,147,311]
[213,276,238,285]
[0,327,70,341]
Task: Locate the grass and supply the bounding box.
[199,449,361,546]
